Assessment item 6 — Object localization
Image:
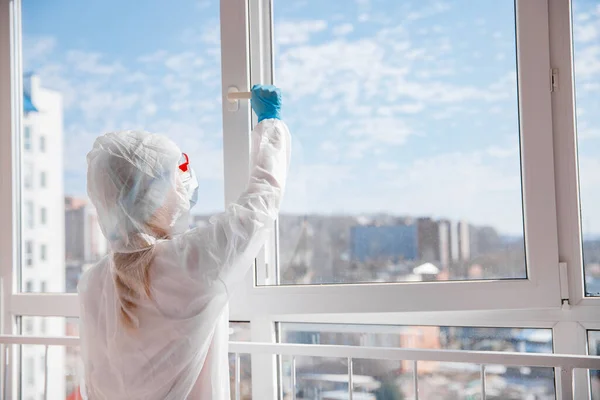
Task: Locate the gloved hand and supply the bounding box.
[251,84,282,123]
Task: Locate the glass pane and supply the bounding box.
[269,0,525,285]
[280,355,348,400]
[19,317,80,399]
[229,322,252,400]
[352,358,411,399]
[417,363,554,400]
[573,1,600,297]
[589,331,600,399]
[280,324,554,399]
[20,0,224,292]
[20,345,81,400]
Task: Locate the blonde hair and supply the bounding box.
[112,208,172,330]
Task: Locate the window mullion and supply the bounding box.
[1,0,21,330]
[547,0,589,306]
[220,0,254,319]
[250,317,277,400]
[553,321,589,399]
[514,0,561,300]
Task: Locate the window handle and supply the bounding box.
[227,91,251,101]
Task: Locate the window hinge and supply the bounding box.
[559,262,570,309]
[550,68,559,92]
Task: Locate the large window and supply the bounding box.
[573,0,600,297]
[17,0,225,293]
[237,0,560,317]
[18,317,73,399]
[272,0,525,286]
[2,0,600,399]
[279,323,555,399]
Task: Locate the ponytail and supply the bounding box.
[112,248,154,330]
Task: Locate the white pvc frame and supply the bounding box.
[547,0,598,308]
[231,0,563,319]
[1,0,600,398]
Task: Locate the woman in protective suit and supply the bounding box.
[78,85,290,399]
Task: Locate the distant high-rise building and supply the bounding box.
[438,220,451,269]
[351,223,418,262]
[417,218,441,262]
[21,74,66,400]
[457,221,471,261]
[470,225,502,257]
[65,196,106,262]
[446,220,471,263]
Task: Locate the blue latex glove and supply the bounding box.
[251,84,282,123]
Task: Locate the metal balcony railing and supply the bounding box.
[0,335,599,400]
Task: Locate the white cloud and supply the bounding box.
[574,45,600,79]
[578,125,600,140]
[405,2,450,22]
[377,161,398,171]
[79,92,140,121]
[276,20,328,45]
[392,152,523,233]
[138,50,168,64]
[581,82,600,92]
[358,13,369,22]
[344,117,413,146]
[25,31,225,209]
[486,145,518,158]
[333,23,354,36]
[196,0,211,9]
[200,24,221,46]
[377,103,425,115]
[281,150,525,233]
[179,23,221,49]
[164,52,205,74]
[573,8,600,80]
[66,50,125,75]
[23,36,57,66]
[574,23,598,43]
[281,163,354,213]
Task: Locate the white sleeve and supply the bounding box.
[174,119,291,293]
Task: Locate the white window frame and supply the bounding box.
[229,0,564,319]
[1,0,600,399]
[548,0,599,307]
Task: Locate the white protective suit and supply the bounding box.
[78,119,291,399]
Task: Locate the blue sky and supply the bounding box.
[22,0,600,236]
